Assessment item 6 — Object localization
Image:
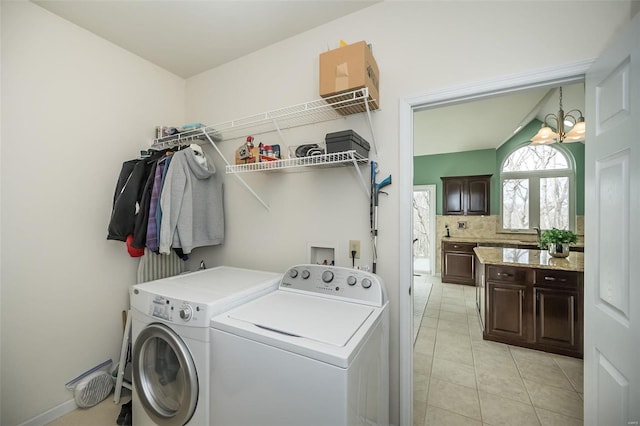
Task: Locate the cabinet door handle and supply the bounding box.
[544,276,567,282]
[453,245,459,249]
[497,272,512,277]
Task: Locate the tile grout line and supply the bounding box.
[508,346,544,425]
[551,356,582,394]
[415,281,584,425]
[465,298,486,424]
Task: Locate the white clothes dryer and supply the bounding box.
[130,266,282,426]
[210,264,389,426]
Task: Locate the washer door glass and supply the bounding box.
[133,323,198,426]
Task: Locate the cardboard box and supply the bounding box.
[319,41,379,114]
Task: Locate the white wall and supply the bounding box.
[0,1,633,425]
[0,3,185,425]
[185,2,632,424]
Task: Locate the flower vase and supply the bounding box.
[548,243,570,258]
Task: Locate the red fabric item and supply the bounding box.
[126,234,144,257]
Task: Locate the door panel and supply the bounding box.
[596,350,629,426]
[585,13,639,425]
[595,151,630,324]
[487,282,527,340]
[467,178,489,215]
[535,287,578,350]
[443,178,464,215]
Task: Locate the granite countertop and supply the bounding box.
[443,236,584,248]
[474,247,584,272]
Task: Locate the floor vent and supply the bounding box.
[72,371,114,408]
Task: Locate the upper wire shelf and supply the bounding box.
[150,88,375,148]
[226,150,369,174]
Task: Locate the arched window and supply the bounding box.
[501,144,575,232]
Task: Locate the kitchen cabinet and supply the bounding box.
[475,247,584,358]
[533,269,582,353]
[487,282,530,341]
[441,241,476,285]
[441,175,491,216]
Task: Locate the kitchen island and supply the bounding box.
[474,247,584,358]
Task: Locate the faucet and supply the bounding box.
[534,227,542,248]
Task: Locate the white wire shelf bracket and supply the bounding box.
[226,150,371,197]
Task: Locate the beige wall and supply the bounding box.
[1,3,185,425]
[0,1,633,425]
[185,2,630,424]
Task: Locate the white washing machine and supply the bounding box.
[210,264,389,426]
[130,266,282,426]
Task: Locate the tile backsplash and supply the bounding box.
[433,215,585,273]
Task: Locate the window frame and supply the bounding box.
[499,143,576,233]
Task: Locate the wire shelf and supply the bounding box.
[151,88,375,148]
[226,150,369,174]
[149,88,377,208]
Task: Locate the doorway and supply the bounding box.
[412,185,436,342]
[413,185,435,275]
[398,60,593,425]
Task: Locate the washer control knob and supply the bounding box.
[301,270,310,279]
[179,304,193,321]
[321,270,334,283]
[347,276,357,286]
[361,278,372,289]
[289,269,298,278]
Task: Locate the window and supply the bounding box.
[501,144,574,232]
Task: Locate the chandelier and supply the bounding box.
[530,87,586,144]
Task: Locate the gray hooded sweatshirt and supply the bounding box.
[159,147,224,254]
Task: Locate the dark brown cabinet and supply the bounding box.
[533,268,582,354]
[441,175,491,216]
[480,264,583,358]
[441,241,476,285]
[487,282,529,341]
[485,265,532,341]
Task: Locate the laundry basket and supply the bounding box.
[65,359,114,408]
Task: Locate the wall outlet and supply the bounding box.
[349,240,361,259]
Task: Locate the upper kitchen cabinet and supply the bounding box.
[441,175,491,216]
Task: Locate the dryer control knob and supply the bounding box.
[361,278,372,289]
[301,270,310,279]
[321,270,334,283]
[347,276,357,286]
[179,304,193,321]
[289,269,298,278]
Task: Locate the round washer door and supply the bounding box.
[133,323,198,426]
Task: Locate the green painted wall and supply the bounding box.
[414,119,585,215]
[413,149,496,214]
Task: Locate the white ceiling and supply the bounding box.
[32,1,585,156]
[33,0,380,78]
[413,83,585,156]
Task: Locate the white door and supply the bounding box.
[584,12,639,426]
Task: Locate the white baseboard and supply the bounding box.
[18,399,77,426]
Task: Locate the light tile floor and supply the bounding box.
[414,277,584,426]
